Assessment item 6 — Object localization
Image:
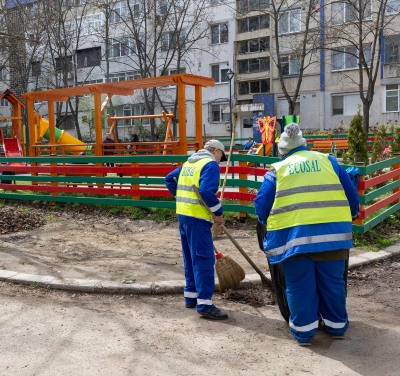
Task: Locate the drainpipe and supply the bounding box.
[320,0,325,131]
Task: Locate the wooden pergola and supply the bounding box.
[22,74,215,157]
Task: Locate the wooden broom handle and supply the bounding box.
[192,185,274,290]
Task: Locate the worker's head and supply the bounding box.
[106,133,113,139]
[278,123,306,156]
[79,152,87,156]
[132,130,136,135]
[248,137,252,142]
[204,139,227,164]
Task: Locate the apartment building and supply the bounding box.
[233,0,400,135]
[0,0,399,143]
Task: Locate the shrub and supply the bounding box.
[344,108,369,166]
[371,125,388,164]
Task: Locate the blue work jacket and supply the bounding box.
[254,146,360,264]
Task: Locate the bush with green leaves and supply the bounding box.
[134,121,151,141]
[371,125,388,164]
[342,108,369,166]
[390,125,400,156]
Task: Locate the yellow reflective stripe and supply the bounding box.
[267,206,352,231]
[274,191,347,209]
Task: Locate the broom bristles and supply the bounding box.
[215,255,246,293]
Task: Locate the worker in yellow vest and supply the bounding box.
[165,140,228,320]
[254,123,360,345]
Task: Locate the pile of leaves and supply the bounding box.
[222,286,275,306]
[0,206,46,235]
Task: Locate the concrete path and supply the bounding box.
[0,245,398,294]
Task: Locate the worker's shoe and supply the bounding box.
[185,303,196,309]
[197,307,228,320]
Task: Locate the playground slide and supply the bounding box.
[39,118,91,154]
[0,128,26,166]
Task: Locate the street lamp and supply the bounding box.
[226,68,234,139]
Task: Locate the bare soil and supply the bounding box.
[0,201,380,283]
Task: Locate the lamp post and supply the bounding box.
[226,69,234,139]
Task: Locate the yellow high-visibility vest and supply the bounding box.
[176,158,221,221]
[267,150,351,232]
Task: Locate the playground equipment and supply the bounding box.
[0,89,26,160]
[37,116,90,155]
[22,74,214,158]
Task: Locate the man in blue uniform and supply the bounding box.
[254,123,360,345]
[165,140,228,320]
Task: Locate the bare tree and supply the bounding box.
[97,0,213,140]
[324,0,400,134]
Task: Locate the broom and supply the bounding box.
[211,129,235,240]
[193,185,275,296]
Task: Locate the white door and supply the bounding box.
[242,118,253,142]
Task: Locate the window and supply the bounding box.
[0,68,7,80]
[160,0,184,14]
[77,47,101,68]
[110,0,142,23]
[77,79,104,85]
[238,0,268,12]
[117,105,149,126]
[386,85,400,112]
[243,118,253,128]
[238,15,269,33]
[211,23,228,45]
[332,45,371,71]
[81,13,104,35]
[60,115,75,130]
[211,64,229,83]
[385,35,400,64]
[209,102,230,122]
[31,61,41,77]
[108,37,137,58]
[386,0,400,14]
[210,0,228,4]
[108,71,141,82]
[332,94,363,115]
[161,30,185,51]
[331,0,371,25]
[55,55,73,73]
[238,37,269,55]
[280,55,300,75]
[278,9,301,35]
[167,67,186,75]
[238,58,270,74]
[0,98,8,107]
[238,79,270,95]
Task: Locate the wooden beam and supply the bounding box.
[177,78,187,155]
[27,99,35,157]
[93,91,103,157]
[25,93,68,102]
[90,85,134,96]
[101,94,113,112]
[195,86,203,151]
[48,101,58,201]
[176,74,215,87]
[108,114,174,120]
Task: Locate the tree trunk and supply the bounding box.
[362,102,370,135]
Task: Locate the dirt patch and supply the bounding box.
[0,206,46,235]
[222,285,275,306]
[348,253,400,310]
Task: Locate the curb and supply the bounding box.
[0,246,399,294]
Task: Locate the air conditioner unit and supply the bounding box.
[67,72,74,80]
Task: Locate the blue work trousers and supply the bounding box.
[282,257,349,343]
[179,221,215,312]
